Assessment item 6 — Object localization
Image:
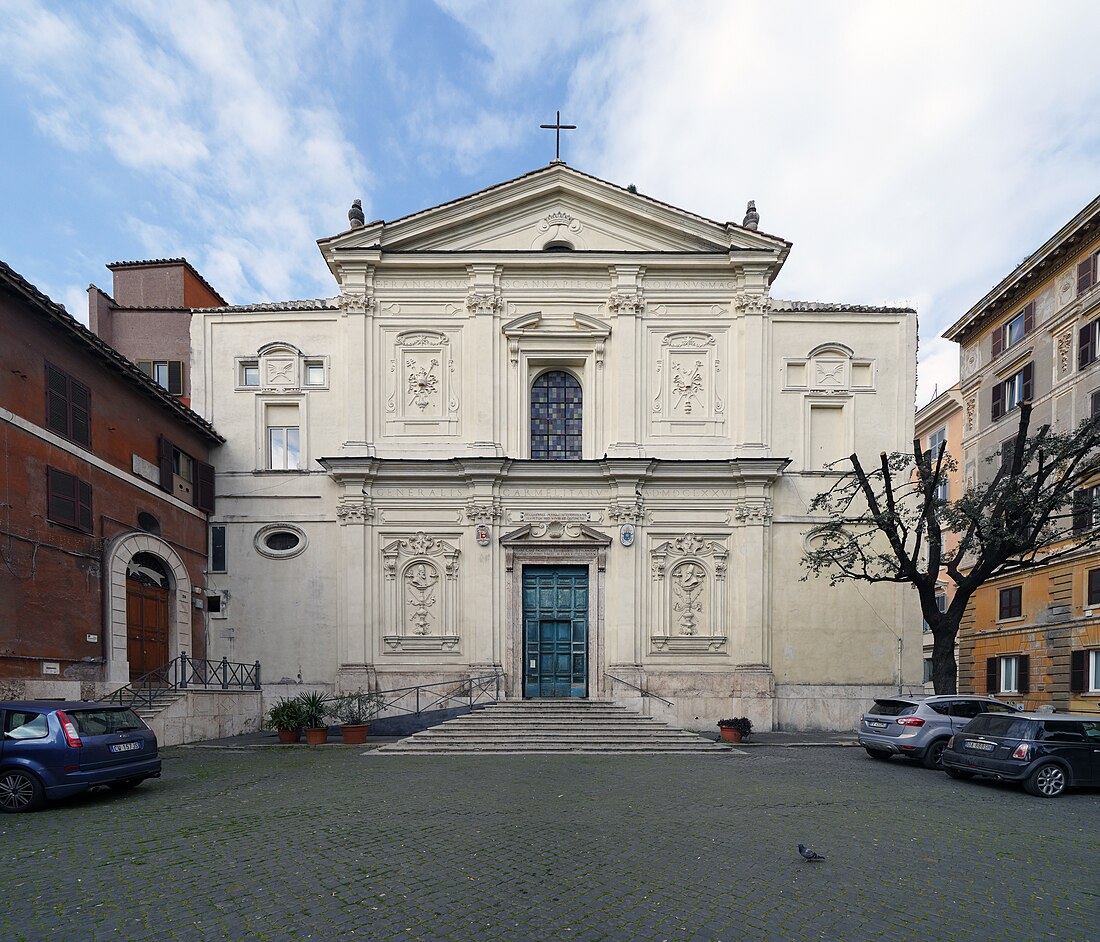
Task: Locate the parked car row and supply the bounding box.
[858,694,1100,797]
[0,701,160,813]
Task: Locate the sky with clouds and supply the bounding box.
[2,0,1098,406]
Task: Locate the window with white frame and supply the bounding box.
[1000,655,1019,693]
[991,363,1033,421]
[263,402,302,471]
[927,426,949,500]
[240,361,260,387]
[1091,650,1100,692]
[304,360,326,386]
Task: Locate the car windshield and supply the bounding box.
[866,700,917,717]
[963,714,1036,739]
[67,709,146,735]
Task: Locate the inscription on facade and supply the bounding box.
[502,487,605,498]
[501,278,605,290]
[519,511,593,522]
[373,487,467,499]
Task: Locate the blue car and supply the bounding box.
[0,701,161,812]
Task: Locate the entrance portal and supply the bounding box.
[126,553,171,680]
[522,566,588,698]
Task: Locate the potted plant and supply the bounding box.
[297,691,330,745]
[331,690,383,744]
[717,717,753,744]
[266,697,307,744]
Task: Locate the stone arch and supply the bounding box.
[104,531,192,685]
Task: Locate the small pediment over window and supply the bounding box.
[499,523,612,546]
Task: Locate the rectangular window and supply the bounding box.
[46,467,93,533]
[998,585,1022,619]
[268,427,301,470]
[927,427,949,500]
[1079,320,1099,370]
[1070,649,1099,693]
[991,363,1033,421]
[1088,569,1100,607]
[991,302,1035,357]
[1000,655,1019,693]
[157,436,215,513]
[45,363,91,446]
[137,360,184,396]
[304,361,325,386]
[1078,253,1098,295]
[240,361,260,387]
[210,525,226,573]
[923,658,934,683]
[1092,651,1100,692]
[1073,485,1100,532]
[1092,389,1100,419]
[1000,436,1016,472]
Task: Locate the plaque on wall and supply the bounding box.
[619,523,635,547]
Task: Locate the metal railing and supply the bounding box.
[100,654,261,710]
[373,672,505,718]
[604,672,674,707]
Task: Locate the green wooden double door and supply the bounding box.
[523,566,589,698]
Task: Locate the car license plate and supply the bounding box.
[867,721,887,729]
[110,741,142,753]
[965,740,994,752]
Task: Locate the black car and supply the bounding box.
[941,711,1100,797]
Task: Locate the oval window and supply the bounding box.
[254,524,308,559]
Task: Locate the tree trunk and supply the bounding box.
[930,627,958,694]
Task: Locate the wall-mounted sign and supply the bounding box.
[619,523,635,547]
[475,524,491,546]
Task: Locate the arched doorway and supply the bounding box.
[126,553,171,680]
[104,532,193,686]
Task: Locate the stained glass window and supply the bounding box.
[530,371,582,460]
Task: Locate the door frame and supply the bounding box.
[522,566,590,698]
[501,523,611,701]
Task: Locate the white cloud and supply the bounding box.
[551,0,1100,406]
[0,0,370,303]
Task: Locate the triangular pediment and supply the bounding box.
[320,164,789,258]
[499,522,613,546]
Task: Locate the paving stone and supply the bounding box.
[0,747,1097,941]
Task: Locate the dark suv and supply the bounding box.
[942,711,1100,797]
[857,695,1018,768]
[0,701,161,812]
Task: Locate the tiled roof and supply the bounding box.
[200,297,341,313]
[106,257,229,306]
[0,259,224,443]
[770,299,916,313]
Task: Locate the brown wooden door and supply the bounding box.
[126,582,169,679]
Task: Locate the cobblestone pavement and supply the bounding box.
[1,744,1097,942]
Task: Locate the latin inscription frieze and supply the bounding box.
[645,488,735,500]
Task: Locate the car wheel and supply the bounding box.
[1024,763,1067,798]
[865,747,891,761]
[0,769,45,813]
[922,739,949,769]
[944,767,974,780]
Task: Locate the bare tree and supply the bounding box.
[801,402,1100,693]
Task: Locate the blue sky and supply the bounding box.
[2,1,1099,405]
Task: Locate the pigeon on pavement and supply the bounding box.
[798,843,826,861]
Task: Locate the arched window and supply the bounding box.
[530,371,582,460]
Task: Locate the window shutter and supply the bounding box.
[1022,301,1035,335]
[168,361,184,396]
[1017,654,1030,695]
[137,360,154,378]
[986,657,997,694]
[1078,256,1097,294]
[1021,362,1034,402]
[46,365,70,434]
[158,436,175,492]
[1069,650,1087,693]
[1073,490,1091,532]
[1092,390,1100,418]
[47,467,75,525]
[1080,323,1095,370]
[991,381,1003,421]
[69,378,90,446]
[194,459,215,513]
[1088,568,1100,605]
[77,480,93,533]
[991,326,1004,358]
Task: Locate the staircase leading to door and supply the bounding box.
[373,699,726,755]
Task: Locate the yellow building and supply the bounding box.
[944,195,1100,712]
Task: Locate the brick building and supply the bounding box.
[89,258,227,406]
[0,260,223,700]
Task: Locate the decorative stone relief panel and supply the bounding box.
[650,331,726,435]
[385,330,460,435]
[960,344,980,382]
[964,393,977,435]
[648,533,728,654]
[381,532,461,653]
[783,344,875,394]
[1055,329,1074,381]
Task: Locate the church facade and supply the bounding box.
[189,164,920,730]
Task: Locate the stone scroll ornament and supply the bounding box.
[407,358,439,411]
[671,561,705,635]
[405,563,439,635]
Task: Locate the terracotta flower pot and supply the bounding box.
[719,727,743,744]
[305,727,328,745]
[340,724,370,745]
[276,727,302,744]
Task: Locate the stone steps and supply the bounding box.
[374,699,726,755]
